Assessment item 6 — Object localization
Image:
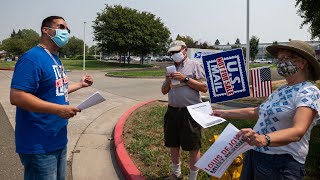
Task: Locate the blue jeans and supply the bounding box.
[19,147,67,180]
[240,150,305,180]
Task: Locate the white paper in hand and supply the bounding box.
[76,91,106,110]
[187,102,226,128]
[166,65,180,85]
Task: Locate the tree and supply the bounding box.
[10,29,16,38]
[93,5,170,65]
[2,29,40,56]
[272,41,278,44]
[249,36,259,61]
[235,38,241,45]
[88,45,99,56]
[176,35,197,48]
[60,36,84,58]
[296,0,320,39]
[265,51,273,59]
[214,39,220,45]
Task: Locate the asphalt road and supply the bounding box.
[0,103,23,180]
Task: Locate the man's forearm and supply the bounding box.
[68,82,83,94]
[161,80,171,95]
[10,88,62,114]
[186,78,207,93]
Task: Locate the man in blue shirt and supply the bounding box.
[10,16,93,180]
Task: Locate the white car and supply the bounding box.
[253,59,272,64]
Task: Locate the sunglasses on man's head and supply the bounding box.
[170,51,180,55]
[48,24,71,33]
[57,24,71,33]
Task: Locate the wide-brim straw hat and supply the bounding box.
[266,40,320,81]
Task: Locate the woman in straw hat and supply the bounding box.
[212,40,320,179]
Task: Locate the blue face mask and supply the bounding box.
[47,28,70,47]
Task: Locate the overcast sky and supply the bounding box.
[0,0,315,47]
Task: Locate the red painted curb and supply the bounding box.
[114,99,157,180]
[0,68,14,71]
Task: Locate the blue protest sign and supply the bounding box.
[202,48,250,103]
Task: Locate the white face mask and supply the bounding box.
[171,49,185,63]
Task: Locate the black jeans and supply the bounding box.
[240,150,305,180]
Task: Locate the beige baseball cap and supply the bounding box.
[167,40,187,53]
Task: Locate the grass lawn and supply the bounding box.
[0,61,16,69]
[249,63,276,68]
[0,59,152,70]
[123,102,320,180]
[107,69,166,77]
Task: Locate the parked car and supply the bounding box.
[131,56,141,61]
[253,59,272,64]
[162,55,172,61]
[154,55,172,62]
[145,56,156,61]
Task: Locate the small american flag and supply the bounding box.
[250,67,272,97]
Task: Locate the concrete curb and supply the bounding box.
[114,99,157,180]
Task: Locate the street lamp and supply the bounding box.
[83,21,86,71]
[246,0,250,82]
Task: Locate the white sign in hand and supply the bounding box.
[195,123,253,178]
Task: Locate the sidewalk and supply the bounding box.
[0,70,141,180]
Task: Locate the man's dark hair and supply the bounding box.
[41,16,65,32]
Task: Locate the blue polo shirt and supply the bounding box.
[11,46,69,154]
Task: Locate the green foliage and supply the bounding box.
[176,35,218,50]
[295,0,320,39]
[92,5,171,62]
[250,36,259,61]
[235,38,241,45]
[176,34,197,48]
[60,36,85,58]
[88,45,98,55]
[2,29,40,55]
[214,39,220,45]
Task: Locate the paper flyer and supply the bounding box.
[195,123,253,178]
[76,91,106,110]
[166,65,180,85]
[187,102,226,128]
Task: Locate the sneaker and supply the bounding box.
[164,173,183,180]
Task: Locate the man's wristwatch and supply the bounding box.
[264,134,271,146]
[183,76,189,83]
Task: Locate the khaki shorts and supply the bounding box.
[164,106,202,151]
